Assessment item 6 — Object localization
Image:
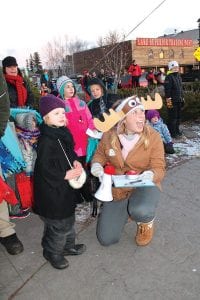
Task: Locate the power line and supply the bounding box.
[124,0,167,39]
[89,0,167,72]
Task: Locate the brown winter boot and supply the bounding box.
[135,220,154,246]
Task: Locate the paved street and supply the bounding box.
[1,157,200,300]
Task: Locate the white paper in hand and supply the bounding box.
[112,174,155,188]
[86,128,103,139]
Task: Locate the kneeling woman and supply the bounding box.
[91,96,166,246]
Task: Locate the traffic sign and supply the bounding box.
[193,47,200,61]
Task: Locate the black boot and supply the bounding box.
[63,244,86,256]
[43,250,69,269]
[0,233,24,255]
[164,142,175,154]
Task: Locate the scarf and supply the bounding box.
[5,74,27,107]
[118,133,140,160]
[0,140,26,175]
[15,126,40,150]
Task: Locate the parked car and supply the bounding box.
[119,72,148,88]
[139,72,148,87]
[118,73,132,89]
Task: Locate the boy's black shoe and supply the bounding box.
[43,250,69,269]
[0,233,24,255]
[63,244,86,256]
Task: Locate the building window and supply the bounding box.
[169,49,174,58]
[159,49,164,59]
[179,49,184,58]
[148,49,154,59]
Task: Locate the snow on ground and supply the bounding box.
[166,122,200,169]
[76,121,200,226]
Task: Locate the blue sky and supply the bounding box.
[0,0,199,67]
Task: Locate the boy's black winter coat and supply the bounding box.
[33,123,78,219]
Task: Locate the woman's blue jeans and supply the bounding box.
[96,187,160,246]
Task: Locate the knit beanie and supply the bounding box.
[146,109,160,122]
[15,112,37,130]
[39,94,65,117]
[115,96,144,117]
[2,56,18,68]
[56,76,76,99]
[168,60,179,70]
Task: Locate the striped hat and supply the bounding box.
[56,76,76,99]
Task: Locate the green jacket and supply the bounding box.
[0,68,10,137]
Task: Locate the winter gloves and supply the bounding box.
[166,97,185,109]
[166,98,173,108]
[91,163,104,178]
[140,171,154,181]
[91,163,154,182]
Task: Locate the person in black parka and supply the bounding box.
[164,60,184,138]
[33,94,86,270]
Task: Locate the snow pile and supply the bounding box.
[166,122,200,168]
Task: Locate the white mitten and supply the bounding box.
[140,170,154,181]
[91,163,104,178]
[68,169,87,189]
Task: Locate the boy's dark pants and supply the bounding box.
[167,102,181,137]
[40,214,75,255]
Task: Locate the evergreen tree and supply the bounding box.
[26,59,29,70]
[33,52,43,74]
[29,54,34,72]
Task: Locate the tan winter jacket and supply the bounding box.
[92,125,166,201]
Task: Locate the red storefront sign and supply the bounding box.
[136,38,193,47]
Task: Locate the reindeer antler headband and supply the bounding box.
[94,93,163,132]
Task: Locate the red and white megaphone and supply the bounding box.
[94,164,115,202]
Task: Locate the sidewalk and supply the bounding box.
[1,158,200,300]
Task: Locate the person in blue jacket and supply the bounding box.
[146,109,175,154]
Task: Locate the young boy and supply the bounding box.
[146,109,175,154]
[33,94,86,270]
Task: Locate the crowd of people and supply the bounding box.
[0,55,185,270]
[39,62,166,99]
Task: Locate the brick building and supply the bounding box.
[73,40,132,74]
[73,29,199,74]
